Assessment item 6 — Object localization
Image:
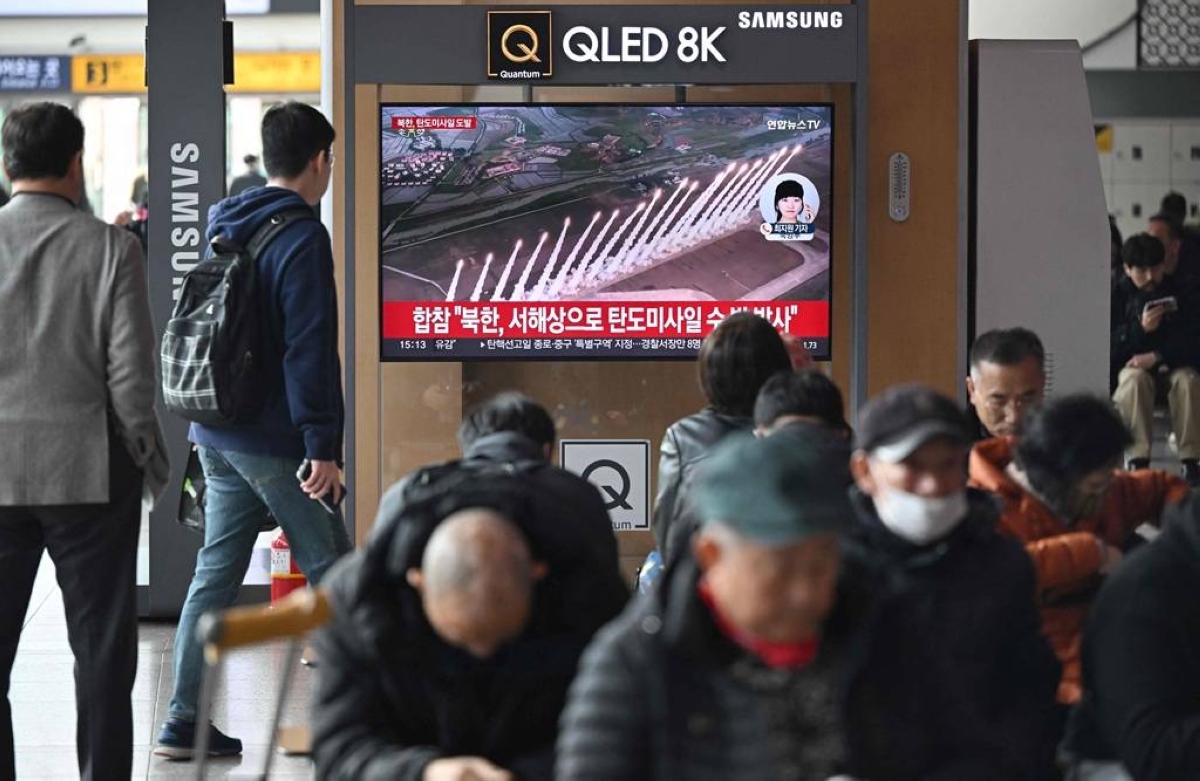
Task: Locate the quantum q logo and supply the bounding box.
[488,11,553,80]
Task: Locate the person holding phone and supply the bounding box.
[156,103,352,760]
[1112,234,1200,486]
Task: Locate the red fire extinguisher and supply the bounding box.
[270,531,307,605]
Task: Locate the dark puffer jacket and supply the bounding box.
[311,445,629,781]
[1065,495,1200,781]
[838,489,1064,781]
[652,408,751,562]
[557,554,848,781]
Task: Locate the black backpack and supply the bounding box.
[368,461,547,589]
[360,457,629,647]
[161,208,311,426]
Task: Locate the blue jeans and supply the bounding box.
[167,447,352,721]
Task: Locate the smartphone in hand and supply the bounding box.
[1146,295,1179,313]
[296,459,347,514]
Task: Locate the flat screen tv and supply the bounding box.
[379,103,833,360]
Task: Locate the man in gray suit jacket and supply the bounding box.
[0,102,168,780]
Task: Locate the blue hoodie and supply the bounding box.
[189,186,344,463]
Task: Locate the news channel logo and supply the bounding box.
[759,173,819,242]
[487,11,553,80]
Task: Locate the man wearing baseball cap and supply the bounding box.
[841,385,1062,780]
[557,433,855,781]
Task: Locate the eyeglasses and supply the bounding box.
[983,395,1036,415]
[326,148,336,166]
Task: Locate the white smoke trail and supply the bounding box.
[469,253,493,302]
[490,240,523,302]
[511,232,549,302]
[446,258,464,301]
[548,211,602,299]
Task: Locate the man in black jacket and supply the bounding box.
[376,392,627,631]
[752,368,854,490]
[387,391,561,507]
[752,368,850,438]
[1064,495,1200,781]
[312,393,628,780]
[1111,234,1200,483]
[842,385,1062,781]
[558,432,853,781]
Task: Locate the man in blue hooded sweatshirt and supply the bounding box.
[155,102,352,759]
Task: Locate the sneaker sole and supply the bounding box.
[152,745,242,761]
[152,746,194,761]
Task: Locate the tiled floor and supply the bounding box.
[12,556,315,780]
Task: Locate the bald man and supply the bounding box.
[313,477,626,781]
[409,509,543,660]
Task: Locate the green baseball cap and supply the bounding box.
[694,432,853,547]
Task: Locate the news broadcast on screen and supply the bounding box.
[379,103,833,360]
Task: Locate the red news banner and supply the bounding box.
[383,301,830,340]
[392,116,479,131]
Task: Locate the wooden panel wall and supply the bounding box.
[865,1,963,397]
[338,0,964,547]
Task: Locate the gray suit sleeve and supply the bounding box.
[106,230,169,503]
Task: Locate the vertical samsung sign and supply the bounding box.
[169,143,202,300]
[146,0,227,616]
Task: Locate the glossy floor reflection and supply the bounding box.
[12,555,315,780]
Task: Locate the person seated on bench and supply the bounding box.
[1111,234,1200,484]
[312,452,627,780]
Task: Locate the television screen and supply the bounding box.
[380,103,833,360]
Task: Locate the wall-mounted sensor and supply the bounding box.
[888,152,910,222]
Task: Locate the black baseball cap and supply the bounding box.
[856,385,972,463]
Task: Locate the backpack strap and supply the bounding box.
[244,207,315,259]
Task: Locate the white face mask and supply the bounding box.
[873,487,968,545]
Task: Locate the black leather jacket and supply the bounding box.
[652,408,752,562]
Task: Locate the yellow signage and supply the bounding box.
[226,52,321,94]
[71,52,320,94]
[72,54,144,94]
[1095,124,1113,154]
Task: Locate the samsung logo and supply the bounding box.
[737,11,844,29]
[169,142,201,302]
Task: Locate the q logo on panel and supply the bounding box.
[487,11,553,79]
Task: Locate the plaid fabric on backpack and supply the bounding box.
[161,208,311,426]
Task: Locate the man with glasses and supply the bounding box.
[156,102,351,760]
[965,327,1046,440]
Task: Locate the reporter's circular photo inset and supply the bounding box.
[758,173,820,242]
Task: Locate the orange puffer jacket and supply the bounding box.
[968,437,1189,704]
